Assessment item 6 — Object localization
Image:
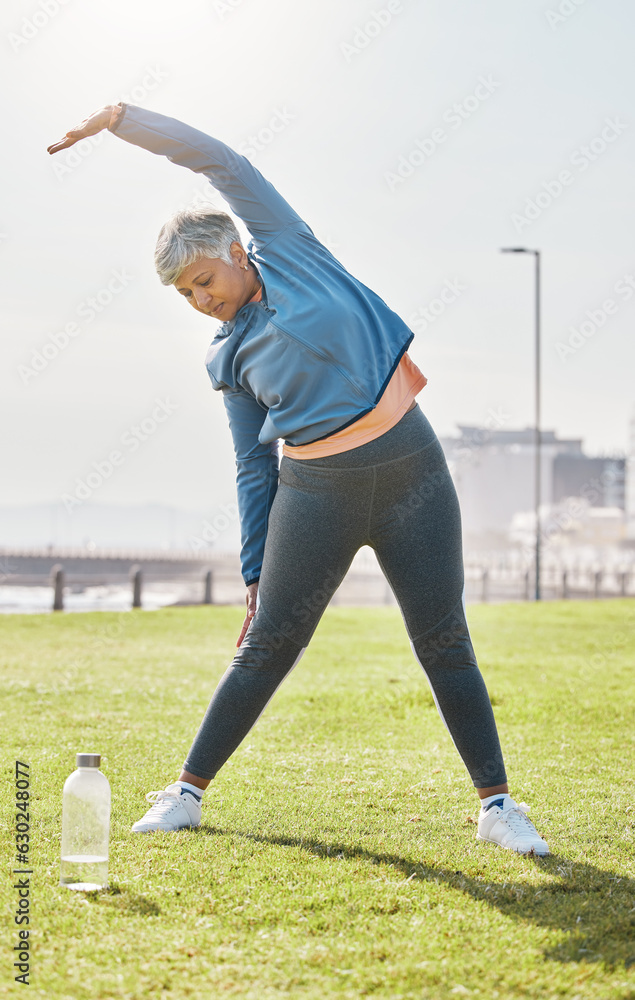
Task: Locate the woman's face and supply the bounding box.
[175,242,259,322]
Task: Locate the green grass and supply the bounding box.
[1,600,634,999]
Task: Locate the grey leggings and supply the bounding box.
[184,403,507,789]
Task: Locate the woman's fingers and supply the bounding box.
[47,127,93,156]
[47,106,113,155]
[236,611,254,648]
[236,582,258,646]
[46,136,77,155]
[47,124,98,154]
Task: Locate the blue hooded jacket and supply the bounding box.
[111,104,415,584]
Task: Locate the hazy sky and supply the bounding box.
[1,0,634,519]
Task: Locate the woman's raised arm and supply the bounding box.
[48,103,305,245]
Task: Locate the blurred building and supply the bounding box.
[439,425,626,550]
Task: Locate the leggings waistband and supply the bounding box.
[283,403,438,470]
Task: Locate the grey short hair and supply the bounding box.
[154,206,242,286]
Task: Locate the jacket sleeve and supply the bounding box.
[222,385,279,586]
[109,103,305,245]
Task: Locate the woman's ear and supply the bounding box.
[230,241,248,268]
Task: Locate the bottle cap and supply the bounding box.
[76,753,101,768]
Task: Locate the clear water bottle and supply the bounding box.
[60,753,111,891]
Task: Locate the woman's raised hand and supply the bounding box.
[47,105,116,155]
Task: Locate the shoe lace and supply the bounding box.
[143,788,180,816]
[502,801,541,837]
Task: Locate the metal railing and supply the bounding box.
[1,546,633,611]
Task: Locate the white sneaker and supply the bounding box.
[131,782,202,833]
[477,795,549,856]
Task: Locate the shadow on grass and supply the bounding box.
[83,884,161,916]
[196,825,635,969]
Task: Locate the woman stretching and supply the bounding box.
[48,103,548,855]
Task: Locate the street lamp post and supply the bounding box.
[500,247,542,601]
